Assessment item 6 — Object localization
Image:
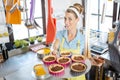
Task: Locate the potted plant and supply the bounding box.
[29,37,36,44]
[14,40,23,48]
[22,40,29,47]
[37,36,43,42]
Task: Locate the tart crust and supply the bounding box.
[71,62,86,72]
[71,55,85,63]
[60,52,71,57]
[57,57,71,65]
[43,55,56,64]
[49,64,64,73]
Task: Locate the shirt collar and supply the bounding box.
[63,29,80,42]
[64,30,68,41]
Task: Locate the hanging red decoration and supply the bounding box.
[46,0,56,45]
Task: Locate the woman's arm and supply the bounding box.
[52,39,60,55]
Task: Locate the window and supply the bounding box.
[87,0,113,32]
[0,0,9,43]
[12,0,44,40]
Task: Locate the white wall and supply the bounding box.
[52,0,82,14]
[45,0,82,31]
[70,0,82,5]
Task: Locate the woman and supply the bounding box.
[52,3,86,80]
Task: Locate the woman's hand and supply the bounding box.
[52,39,60,56]
[51,50,58,56]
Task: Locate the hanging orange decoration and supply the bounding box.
[5,0,21,24]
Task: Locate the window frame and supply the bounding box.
[8,0,46,43]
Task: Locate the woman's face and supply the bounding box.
[64,12,79,31]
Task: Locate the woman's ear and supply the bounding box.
[76,18,79,22]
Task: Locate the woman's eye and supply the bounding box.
[64,17,72,22]
[64,18,66,21]
[68,18,72,21]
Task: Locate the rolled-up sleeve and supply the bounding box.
[56,31,64,43]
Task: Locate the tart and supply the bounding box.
[57,57,71,67]
[91,57,105,66]
[37,48,51,55]
[43,55,56,65]
[37,48,51,59]
[60,52,72,57]
[48,64,64,76]
[71,55,85,63]
[33,64,46,76]
[71,62,86,73]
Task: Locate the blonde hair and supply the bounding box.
[73,3,84,14]
[66,3,84,18]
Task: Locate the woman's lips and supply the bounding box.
[65,26,69,29]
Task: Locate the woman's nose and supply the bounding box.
[64,19,69,25]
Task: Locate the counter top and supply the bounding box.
[0,50,91,80]
[0,51,62,80]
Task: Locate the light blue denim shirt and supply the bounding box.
[56,29,85,54]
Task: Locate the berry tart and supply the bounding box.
[71,55,85,63]
[43,55,56,65]
[48,64,64,76]
[71,62,86,73]
[57,57,71,67]
[60,52,72,57]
